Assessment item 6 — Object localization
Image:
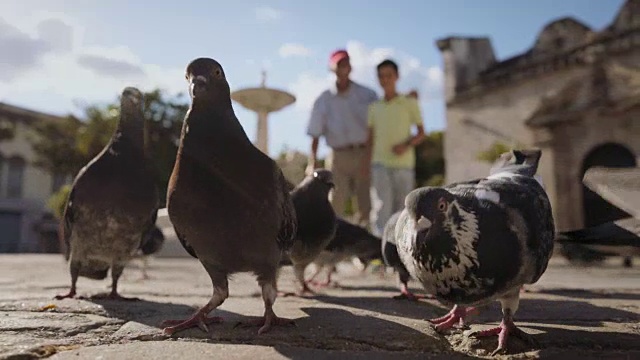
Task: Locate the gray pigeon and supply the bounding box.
[280,169,336,297]
[308,218,383,287]
[395,149,555,355]
[161,57,297,336]
[381,211,432,301]
[55,87,160,301]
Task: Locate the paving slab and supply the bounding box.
[0,254,638,359]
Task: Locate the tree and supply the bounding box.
[415,130,445,186]
[28,116,87,177]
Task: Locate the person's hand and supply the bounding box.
[406,89,419,99]
[392,143,409,156]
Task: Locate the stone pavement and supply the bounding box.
[0,254,638,359]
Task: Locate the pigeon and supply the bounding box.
[55,87,160,301]
[563,166,640,267]
[161,57,297,336]
[280,169,337,296]
[555,217,640,265]
[381,211,432,301]
[307,218,383,287]
[395,149,555,355]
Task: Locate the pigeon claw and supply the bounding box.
[428,305,478,332]
[470,317,538,355]
[161,315,223,336]
[54,289,76,300]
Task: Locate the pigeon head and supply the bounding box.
[405,187,455,235]
[313,169,335,188]
[119,87,144,120]
[490,148,542,177]
[185,57,230,103]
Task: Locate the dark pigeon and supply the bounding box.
[395,149,555,355]
[161,58,297,336]
[555,217,640,266]
[562,166,640,267]
[280,169,337,296]
[381,211,432,301]
[55,87,160,301]
[308,218,383,287]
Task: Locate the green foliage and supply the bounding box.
[424,173,445,186]
[29,88,188,205]
[415,130,445,187]
[47,184,72,220]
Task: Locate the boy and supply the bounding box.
[365,59,425,235]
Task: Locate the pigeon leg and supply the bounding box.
[236,273,296,334]
[393,281,432,301]
[305,265,323,283]
[310,265,338,287]
[471,291,537,355]
[91,264,139,301]
[139,257,151,280]
[279,263,315,297]
[55,261,80,300]
[429,305,479,332]
[161,270,228,336]
[393,270,433,301]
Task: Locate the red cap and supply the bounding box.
[329,49,349,69]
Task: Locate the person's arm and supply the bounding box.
[392,98,426,155]
[306,95,326,174]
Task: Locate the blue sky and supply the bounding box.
[0,0,626,157]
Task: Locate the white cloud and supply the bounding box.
[287,40,444,113]
[0,13,186,114]
[254,6,283,22]
[278,43,312,58]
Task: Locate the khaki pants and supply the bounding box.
[327,147,371,227]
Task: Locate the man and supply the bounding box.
[306,49,378,227]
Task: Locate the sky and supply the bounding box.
[0,0,627,157]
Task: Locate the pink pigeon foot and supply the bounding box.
[429,305,479,332]
[470,310,538,355]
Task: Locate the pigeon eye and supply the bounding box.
[213,68,222,78]
[437,198,447,211]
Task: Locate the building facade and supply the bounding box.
[0,102,69,253]
[436,0,640,231]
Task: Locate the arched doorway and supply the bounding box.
[581,143,637,227]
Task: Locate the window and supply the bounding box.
[6,156,25,199]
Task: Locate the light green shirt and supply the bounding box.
[367,95,423,169]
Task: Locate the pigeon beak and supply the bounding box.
[189,75,208,98]
[415,216,432,232]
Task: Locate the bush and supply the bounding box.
[47,185,72,220]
